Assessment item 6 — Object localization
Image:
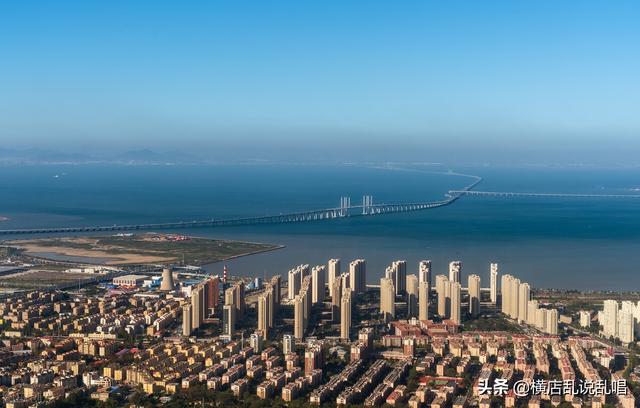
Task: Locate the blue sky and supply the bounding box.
[1,1,639,163]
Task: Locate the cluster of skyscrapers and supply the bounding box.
[293,274,312,339]
[348,259,366,294]
[434,273,461,324]
[385,260,407,296]
[501,273,558,335]
[182,274,221,336]
[288,259,366,341]
[432,261,468,324]
[332,260,367,340]
[601,299,639,344]
[380,260,431,322]
[380,260,559,334]
[257,275,282,338]
[182,258,569,346]
[222,280,245,338]
[288,264,309,301]
[311,265,326,304]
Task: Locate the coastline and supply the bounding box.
[5,235,285,267]
[212,244,286,263]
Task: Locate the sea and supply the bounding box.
[1,163,639,291]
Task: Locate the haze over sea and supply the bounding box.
[1,164,639,292]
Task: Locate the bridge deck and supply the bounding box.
[450,190,640,198]
[8,176,640,236]
[1,175,484,235]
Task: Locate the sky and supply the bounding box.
[1,1,639,164]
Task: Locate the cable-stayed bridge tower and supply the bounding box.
[339,196,351,217]
[362,195,373,215]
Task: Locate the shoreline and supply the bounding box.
[6,235,285,267]
[205,244,286,265]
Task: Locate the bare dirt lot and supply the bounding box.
[0,269,99,290]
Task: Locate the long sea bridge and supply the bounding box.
[449,190,640,199]
[0,177,482,235]
[4,174,640,236]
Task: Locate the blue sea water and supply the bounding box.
[1,164,639,291]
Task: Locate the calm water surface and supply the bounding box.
[1,164,639,291]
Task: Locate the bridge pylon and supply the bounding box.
[340,196,351,217]
[362,195,373,215]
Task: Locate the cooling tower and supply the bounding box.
[160,267,175,291]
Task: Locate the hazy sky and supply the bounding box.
[1,1,639,163]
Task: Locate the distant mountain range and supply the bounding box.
[0,148,210,165]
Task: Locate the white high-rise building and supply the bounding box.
[293,295,305,339]
[257,292,271,338]
[327,259,340,298]
[603,299,619,338]
[340,272,350,293]
[288,267,301,300]
[500,274,533,323]
[500,274,512,315]
[293,276,312,340]
[341,290,352,340]
[468,274,481,317]
[490,263,498,304]
[300,264,310,285]
[579,311,591,328]
[621,301,639,337]
[418,260,431,287]
[385,267,393,280]
[535,307,546,331]
[192,284,204,330]
[406,274,419,318]
[450,282,461,325]
[599,300,638,344]
[435,275,449,317]
[288,264,309,300]
[349,259,366,294]
[250,332,263,353]
[545,309,558,335]
[510,278,520,320]
[331,279,342,322]
[634,301,640,337]
[527,300,539,326]
[618,311,635,344]
[621,300,636,315]
[419,281,429,321]
[282,334,294,355]
[311,265,326,304]
[380,277,396,322]
[386,260,406,295]
[448,261,462,283]
[182,304,192,336]
[518,282,530,323]
[223,304,235,337]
